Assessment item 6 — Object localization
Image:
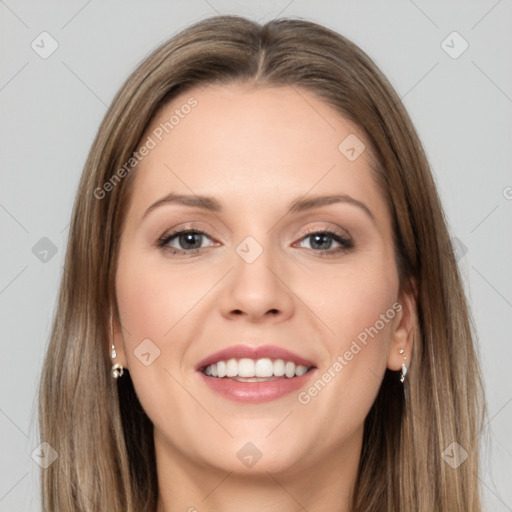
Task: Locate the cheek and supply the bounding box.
[114,249,185,392]
[279,258,400,462]
[304,256,399,402]
[115,249,206,345]
[114,251,198,432]
[117,272,164,339]
[313,255,399,347]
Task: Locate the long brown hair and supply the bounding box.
[38,15,485,511]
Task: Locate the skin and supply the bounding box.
[112,83,415,512]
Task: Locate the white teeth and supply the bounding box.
[295,365,308,376]
[255,358,273,377]
[217,360,227,378]
[285,361,295,378]
[238,358,255,377]
[203,358,312,379]
[226,358,238,377]
[273,359,285,376]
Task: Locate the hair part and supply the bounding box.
[39,14,485,511]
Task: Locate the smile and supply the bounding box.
[196,344,317,403]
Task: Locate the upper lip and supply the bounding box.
[195,344,316,371]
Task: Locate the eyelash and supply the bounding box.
[157,226,354,257]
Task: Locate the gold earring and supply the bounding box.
[399,348,408,383]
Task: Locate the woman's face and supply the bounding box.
[114,83,413,476]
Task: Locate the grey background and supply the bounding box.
[1,0,511,510]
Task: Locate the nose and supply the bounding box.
[219,240,295,324]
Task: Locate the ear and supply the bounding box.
[110,314,128,369]
[386,279,417,371]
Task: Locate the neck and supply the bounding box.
[154,429,362,512]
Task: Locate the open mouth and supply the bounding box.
[195,344,317,402]
[200,357,315,381]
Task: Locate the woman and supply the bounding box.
[38,15,485,511]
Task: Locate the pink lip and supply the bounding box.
[198,369,317,403]
[195,344,317,404]
[195,344,316,370]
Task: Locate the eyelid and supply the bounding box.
[299,225,352,241]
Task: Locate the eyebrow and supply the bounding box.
[143,192,375,223]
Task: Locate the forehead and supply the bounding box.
[126,83,386,222]
[145,82,373,165]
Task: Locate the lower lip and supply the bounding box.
[198,370,316,403]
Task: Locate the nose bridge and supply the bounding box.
[220,231,294,320]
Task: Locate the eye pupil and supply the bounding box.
[310,233,332,250]
[180,233,202,249]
